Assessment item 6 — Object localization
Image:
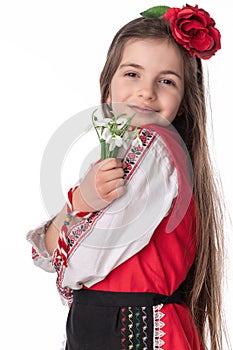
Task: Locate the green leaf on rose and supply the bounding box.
[140,5,170,18]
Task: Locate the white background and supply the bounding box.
[0,0,232,349]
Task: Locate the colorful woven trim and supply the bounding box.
[121,306,149,349]
[55,185,91,270]
[153,304,165,350]
[67,186,91,218]
[120,303,166,349]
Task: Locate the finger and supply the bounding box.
[98,167,125,183]
[104,185,127,203]
[99,158,124,171]
[98,178,125,196]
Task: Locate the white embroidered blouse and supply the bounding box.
[27,126,192,304]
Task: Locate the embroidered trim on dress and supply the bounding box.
[121,307,127,350]
[120,305,150,350]
[32,247,39,260]
[142,306,148,350]
[128,306,134,349]
[153,304,166,350]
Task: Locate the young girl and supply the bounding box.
[27,4,225,350]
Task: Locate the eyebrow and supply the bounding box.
[119,63,144,70]
[119,63,182,80]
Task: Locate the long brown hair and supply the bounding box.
[100,17,225,350]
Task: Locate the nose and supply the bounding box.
[137,81,157,101]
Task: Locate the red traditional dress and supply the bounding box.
[27,125,203,349]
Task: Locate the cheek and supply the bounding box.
[110,81,121,100]
[109,78,131,102]
[164,95,183,122]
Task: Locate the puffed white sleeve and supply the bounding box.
[26,218,55,272]
[26,166,91,273]
[26,205,68,273]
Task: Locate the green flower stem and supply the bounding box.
[92,109,102,143]
[92,109,138,160]
[100,140,106,160]
[111,146,120,158]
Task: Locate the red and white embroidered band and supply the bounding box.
[67,186,91,218]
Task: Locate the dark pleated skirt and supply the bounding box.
[65,289,183,350]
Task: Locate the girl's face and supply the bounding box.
[107,38,184,126]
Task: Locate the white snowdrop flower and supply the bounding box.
[92,108,138,159]
[108,135,123,151]
[101,127,112,141]
[94,118,112,127]
[116,117,128,129]
[132,135,143,147]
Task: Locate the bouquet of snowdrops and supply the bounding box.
[92,108,142,160]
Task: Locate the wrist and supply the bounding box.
[67,186,94,217]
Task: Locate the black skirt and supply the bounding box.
[65,289,183,350]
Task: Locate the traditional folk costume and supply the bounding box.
[27,124,203,349]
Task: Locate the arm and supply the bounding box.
[44,206,66,256]
[27,158,126,266]
[45,158,126,255]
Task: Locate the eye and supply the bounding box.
[160,79,175,86]
[125,72,139,78]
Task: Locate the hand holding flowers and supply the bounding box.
[92,108,142,160]
[72,108,143,214]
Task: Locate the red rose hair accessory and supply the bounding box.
[140,4,221,59]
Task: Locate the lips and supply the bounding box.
[128,104,157,114]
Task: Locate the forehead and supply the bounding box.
[119,38,183,74]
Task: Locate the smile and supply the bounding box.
[128,104,156,115]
